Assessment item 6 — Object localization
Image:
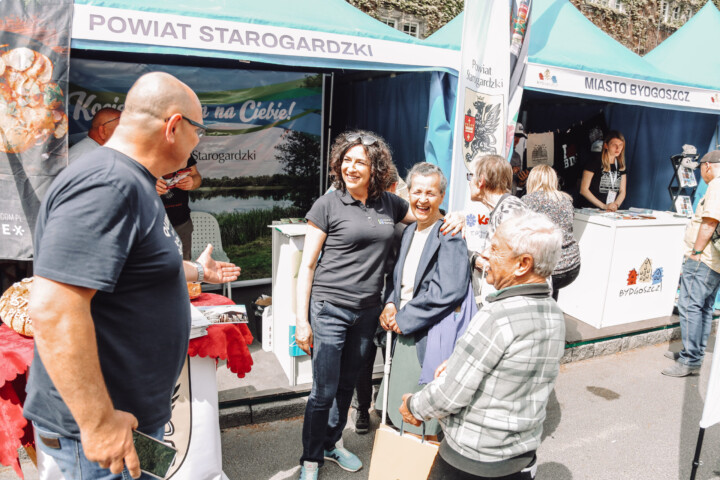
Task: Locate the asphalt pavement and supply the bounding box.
[6,338,720,480]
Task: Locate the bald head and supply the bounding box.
[105,72,203,178]
[123,72,200,122]
[91,108,121,129]
[88,107,121,144]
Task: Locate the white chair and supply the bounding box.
[189,211,232,299]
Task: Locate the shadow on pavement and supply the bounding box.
[542,389,561,442]
[537,461,572,479]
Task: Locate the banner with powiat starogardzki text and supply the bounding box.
[448,0,511,212]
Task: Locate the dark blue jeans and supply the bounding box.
[678,258,720,367]
[300,298,380,465]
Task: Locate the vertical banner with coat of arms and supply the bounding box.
[448,0,511,212]
[0,0,72,260]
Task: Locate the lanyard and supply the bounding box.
[608,159,619,190]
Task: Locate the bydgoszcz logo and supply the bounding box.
[619,258,663,297]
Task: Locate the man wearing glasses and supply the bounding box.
[27,72,235,480]
[67,107,121,164]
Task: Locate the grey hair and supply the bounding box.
[406,162,447,194]
[495,211,562,277]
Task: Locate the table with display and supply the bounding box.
[0,292,252,480]
[557,210,689,329]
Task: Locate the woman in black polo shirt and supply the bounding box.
[578,130,628,211]
[294,131,412,479]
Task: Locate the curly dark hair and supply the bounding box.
[329,130,393,202]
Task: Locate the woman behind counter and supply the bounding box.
[378,162,471,437]
[578,130,627,211]
[522,165,581,300]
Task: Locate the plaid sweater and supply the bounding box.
[409,282,565,464]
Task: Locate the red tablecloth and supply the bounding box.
[0,324,34,478]
[0,292,253,478]
[189,293,254,377]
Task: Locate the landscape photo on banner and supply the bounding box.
[69,60,323,279]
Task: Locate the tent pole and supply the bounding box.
[689,427,705,480]
[326,73,335,191]
[320,74,326,198]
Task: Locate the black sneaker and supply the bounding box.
[354,409,370,434]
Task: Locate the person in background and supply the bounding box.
[351,163,405,434]
[578,130,627,211]
[467,154,529,277]
[522,165,581,300]
[26,72,240,480]
[68,108,121,164]
[377,163,471,438]
[399,211,565,480]
[510,123,529,197]
[156,157,203,260]
[663,150,720,377]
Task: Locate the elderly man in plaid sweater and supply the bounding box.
[400,210,566,480]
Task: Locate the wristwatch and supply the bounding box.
[693,250,703,256]
[191,261,204,282]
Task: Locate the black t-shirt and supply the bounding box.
[26,147,190,438]
[554,129,583,201]
[578,153,627,208]
[577,112,607,162]
[306,190,409,309]
[161,157,197,226]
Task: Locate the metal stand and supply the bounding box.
[689,427,705,480]
[668,153,698,215]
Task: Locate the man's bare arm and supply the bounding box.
[30,276,141,477]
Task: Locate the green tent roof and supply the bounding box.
[644,2,720,90]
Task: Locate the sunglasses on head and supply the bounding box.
[346,133,378,146]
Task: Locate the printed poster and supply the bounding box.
[526,132,555,167]
[0,0,72,261]
[70,60,323,279]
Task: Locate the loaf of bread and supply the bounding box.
[0,277,34,337]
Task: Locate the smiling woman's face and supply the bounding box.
[341,144,371,193]
[409,173,444,228]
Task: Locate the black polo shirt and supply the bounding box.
[306,189,408,309]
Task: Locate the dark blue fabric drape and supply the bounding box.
[522,90,719,210]
[331,72,431,180]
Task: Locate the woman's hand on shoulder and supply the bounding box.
[440,211,465,237]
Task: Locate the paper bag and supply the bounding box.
[526,131,554,167]
[368,424,439,480]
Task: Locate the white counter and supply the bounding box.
[269,223,385,386]
[557,210,689,329]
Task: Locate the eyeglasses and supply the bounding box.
[466,172,474,181]
[165,115,208,138]
[100,117,120,127]
[346,133,378,146]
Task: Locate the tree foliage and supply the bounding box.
[346,0,463,36]
[274,131,321,211]
[570,0,720,55]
